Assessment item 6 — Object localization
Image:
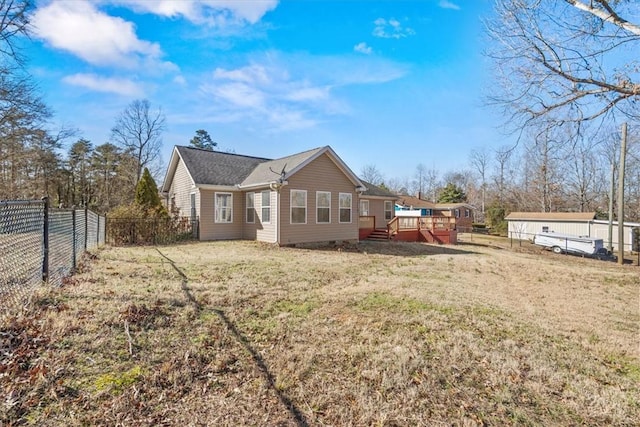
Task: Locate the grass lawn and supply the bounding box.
[2,237,639,426]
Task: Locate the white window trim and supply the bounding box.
[384,200,393,220]
[215,192,233,223]
[339,192,352,224]
[261,190,271,224]
[316,191,331,224]
[290,189,307,224]
[464,209,470,218]
[246,192,255,224]
[360,199,369,216]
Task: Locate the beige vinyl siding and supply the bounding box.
[243,192,258,240]
[242,189,277,242]
[168,159,196,218]
[279,153,358,244]
[199,190,244,240]
[256,190,277,243]
[359,197,392,229]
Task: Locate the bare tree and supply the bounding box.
[469,148,491,216]
[0,0,31,64]
[493,145,513,206]
[111,99,165,185]
[360,164,384,185]
[487,1,640,136]
[563,135,604,212]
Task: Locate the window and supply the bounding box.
[215,193,233,223]
[246,193,255,223]
[542,226,549,232]
[384,201,393,220]
[359,200,369,216]
[190,193,196,220]
[261,190,271,223]
[424,208,432,217]
[291,190,307,224]
[464,209,470,218]
[316,191,331,223]
[454,209,460,218]
[339,193,352,223]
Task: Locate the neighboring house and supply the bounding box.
[357,180,399,240]
[395,196,475,231]
[506,212,640,251]
[161,145,365,245]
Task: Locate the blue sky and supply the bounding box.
[26,0,507,183]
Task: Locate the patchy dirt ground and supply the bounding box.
[2,237,639,426]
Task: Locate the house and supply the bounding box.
[383,195,475,244]
[505,212,640,251]
[161,145,366,245]
[357,180,399,240]
[395,196,475,231]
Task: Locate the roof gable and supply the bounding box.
[162,145,363,192]
[162,146,270,191]
[240,146,363,189]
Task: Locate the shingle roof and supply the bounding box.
[396,195,436,209]
[241,147,325,187]
[435,202,475,210]
[175,146,270,186]
[505,212,596,221]
[359,179,398,198]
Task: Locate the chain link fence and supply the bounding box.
[1,198,105,317]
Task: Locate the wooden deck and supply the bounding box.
[359,215,459,244]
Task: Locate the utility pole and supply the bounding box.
[617,123,627,265]
[608,159,615,253]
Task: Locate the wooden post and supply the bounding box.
[607,158,615,253]
[617,123,627,265]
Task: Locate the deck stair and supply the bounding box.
[367,228,390,241]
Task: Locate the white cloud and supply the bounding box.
[354,42,372,55]
[62,73,144,96]
[197,53,408,132]
[373,17,415,39]
[213,64,272,85]
[31,1,168,68]
[212,81,266,109]
[438,1,461,10]
[173,75,187,85]
[108,0,278,25]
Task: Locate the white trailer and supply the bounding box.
[533,232,605,256]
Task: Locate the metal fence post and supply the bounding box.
[84,206,88,252]
[72,209,77,272]
[42,197,49,283]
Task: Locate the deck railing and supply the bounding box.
[419,216,456,231]
[359,215,375,229]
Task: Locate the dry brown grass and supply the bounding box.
[2,237,639,426]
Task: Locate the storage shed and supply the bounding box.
[505,212,639,252]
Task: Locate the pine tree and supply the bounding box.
[135,167,166,216]
[189,129,217,151]
[437,183,467,203]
